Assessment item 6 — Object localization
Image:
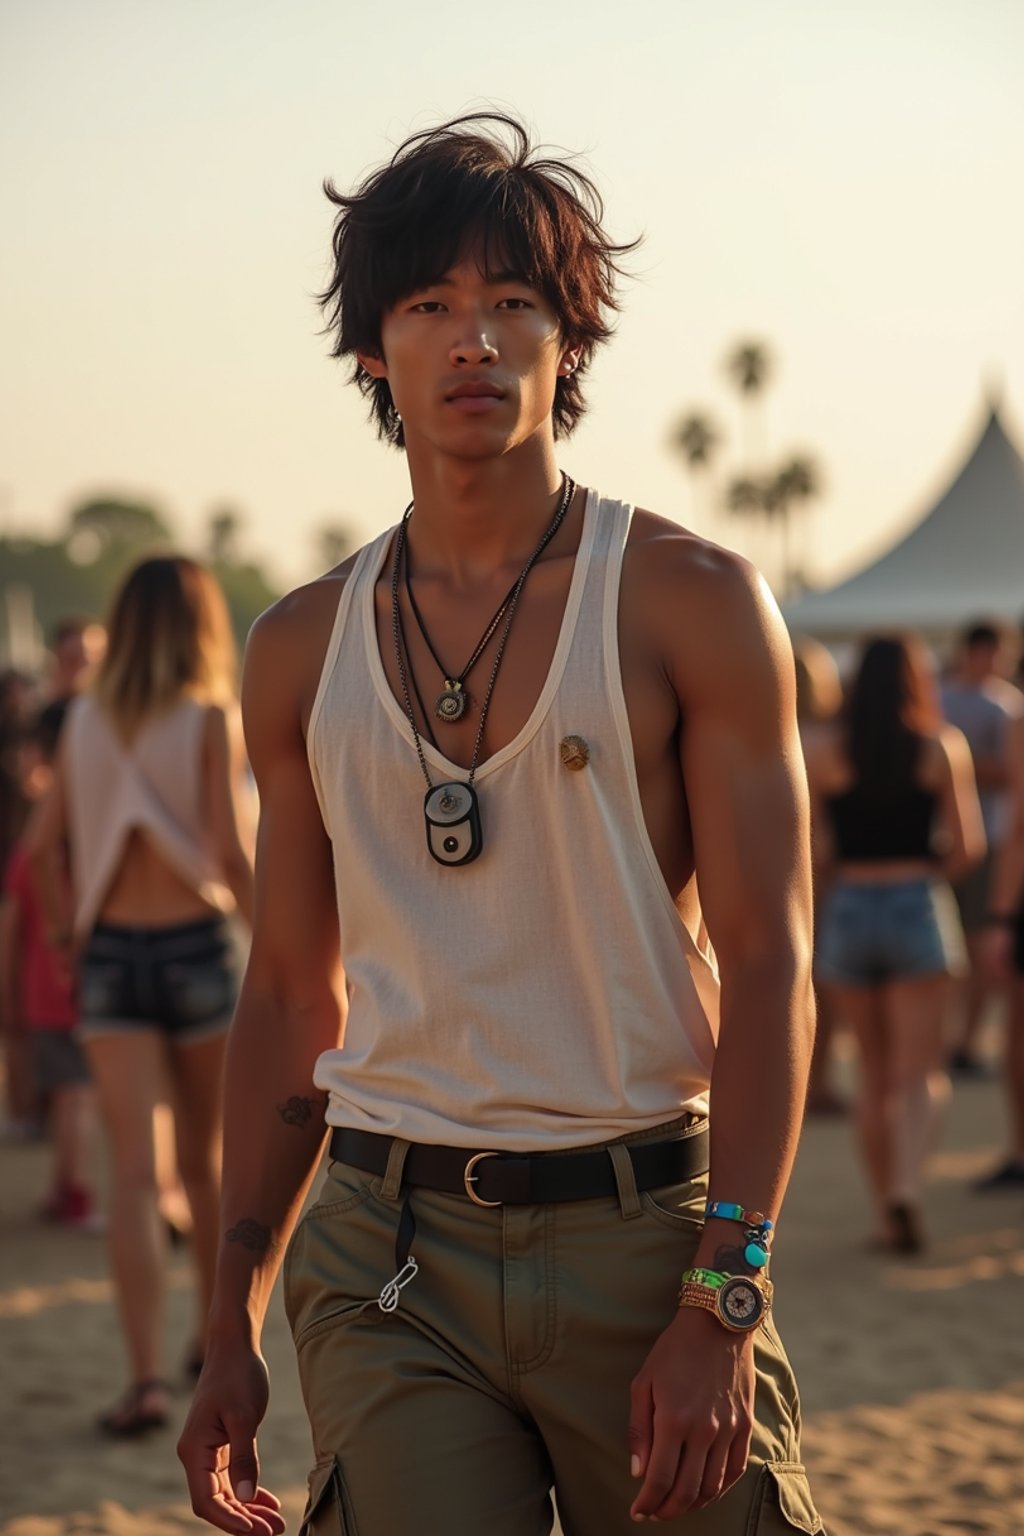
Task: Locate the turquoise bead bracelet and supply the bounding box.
[705,1200,774,1269]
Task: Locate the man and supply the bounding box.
[179,114,822,1535]
[940,620,1021,1076]
[45,615,106,704]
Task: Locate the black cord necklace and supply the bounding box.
[403,486,570,724]
[391,473,575,867]
[404,546,515,723]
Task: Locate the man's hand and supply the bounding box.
[628,1307,755,1521]
[178,1345,285,1535]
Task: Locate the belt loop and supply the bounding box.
[607,1142,643,1220]
[380,1138,411,1204]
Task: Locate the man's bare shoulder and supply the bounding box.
[624,508,786,687]
[243,547,371,732]
[249,549,362,653]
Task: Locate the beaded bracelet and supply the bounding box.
[705,1200,774,1269]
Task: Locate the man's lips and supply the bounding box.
[445,380,503,399]
[442,380,506,411]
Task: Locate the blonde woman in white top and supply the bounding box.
[35,555,254,1435]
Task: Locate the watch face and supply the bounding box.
[717,1276,765,1331]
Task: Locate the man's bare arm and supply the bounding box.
[629,539,815,1523]
[179,585,344,1536]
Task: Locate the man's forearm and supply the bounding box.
[209,983,340,1344]
[691,951,814,1274]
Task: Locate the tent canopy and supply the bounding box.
[783,402,1024,640]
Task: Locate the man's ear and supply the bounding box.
[557,345,583,377]
[357,351,388,381]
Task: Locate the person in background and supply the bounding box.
[46,615,107,704]
[33,555,255,1436]
[940,620,1022,1076]
[793,635,846,1115]
[0,699,99,1227]
[805,635,984,1253]
[0,666,42,1139]
[975,704,1024,1190]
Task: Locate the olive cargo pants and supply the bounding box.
[283,1118,824,1535]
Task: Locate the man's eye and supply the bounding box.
[412,301,445,313]
[498,298,531,310]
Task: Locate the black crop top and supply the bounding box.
[826,783,937,862]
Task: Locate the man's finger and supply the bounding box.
[179,1434,257,1534]
[719,1418,752,1498]
[627,1376,654,1481]
[227,1427,261,1506]
[630,1411,686,1519]
[647,1420,713,1520]
[689,1429,732,1509]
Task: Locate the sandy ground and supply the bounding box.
[1,1038,1023,1535]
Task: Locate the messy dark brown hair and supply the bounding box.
[319,112,637,447]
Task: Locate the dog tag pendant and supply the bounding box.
[424,781,483,866]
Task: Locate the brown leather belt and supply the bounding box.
[328,1124,709,1208]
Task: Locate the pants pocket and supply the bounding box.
[300,1454,358,1534]
[748,1462,825,1534]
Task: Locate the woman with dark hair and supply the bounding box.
[804,634,984,1252]
[33,555,255,1433]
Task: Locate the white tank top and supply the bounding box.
[64,695,233,938]
[309,490,720,1151]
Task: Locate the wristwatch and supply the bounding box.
[678,1272,773,1333]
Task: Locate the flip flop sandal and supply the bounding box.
[97,1378,171,1437]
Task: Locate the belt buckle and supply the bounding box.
[463,1151,502,1207]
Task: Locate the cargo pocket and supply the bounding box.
[749,1462,824,1534]
[299,1455,358,1535]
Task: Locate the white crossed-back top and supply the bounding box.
[308,490,720,1151]
[63,695,233,939]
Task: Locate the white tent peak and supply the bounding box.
[784,396,1024,640]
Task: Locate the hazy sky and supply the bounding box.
[2,0,1022,591]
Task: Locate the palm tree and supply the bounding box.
[671,411,720,526]
[724,475,767,565]
[725,341,772,473]
[765,455,821,598]
[207,506,242,567]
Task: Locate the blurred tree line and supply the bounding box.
[0,497,355,665]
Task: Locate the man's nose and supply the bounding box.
[450,331,498,367]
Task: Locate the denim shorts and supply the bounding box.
[78,916,239,1043]
[816,877,966,987]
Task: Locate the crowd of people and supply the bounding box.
[798,618,1024,1254]
[2,553,1024,1439]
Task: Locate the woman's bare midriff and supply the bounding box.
[97,829,220,928]
[834,859,938,885]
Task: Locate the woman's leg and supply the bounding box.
[51,1082,96,1192]
[82,1029,169,1389]
[828,983,888,1236]
[806,981,846,1113]
[167,1030,228,1354]
[880,973,951,1208]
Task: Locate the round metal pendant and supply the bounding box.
[435,685,468,723]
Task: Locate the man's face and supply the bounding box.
[359,256,579,460]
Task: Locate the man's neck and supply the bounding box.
[402,438,566,584]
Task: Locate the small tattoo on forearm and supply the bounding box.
[278,1095,315,1128]
[713,1243,756,1277]
[226,1218,273,1253]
